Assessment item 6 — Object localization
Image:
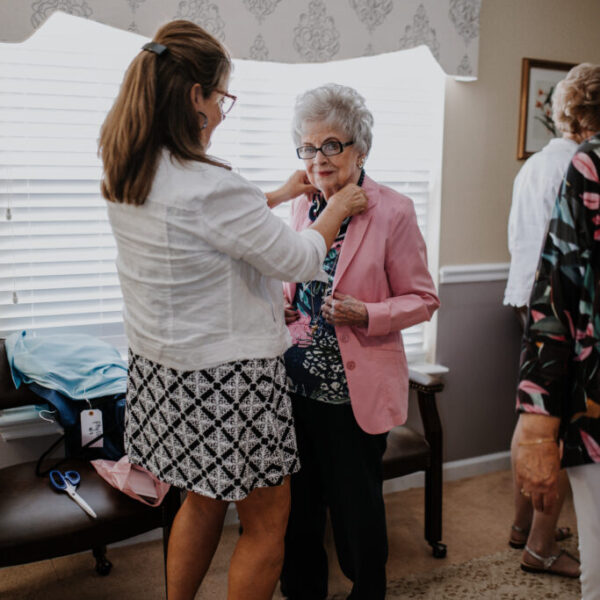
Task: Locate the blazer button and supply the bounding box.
[340,333,349,343]
[347,360,356,370]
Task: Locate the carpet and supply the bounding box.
[0,470,581,599]
[330,541,581,600]
[2,542,581,600]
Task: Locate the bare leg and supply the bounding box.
[228,477,291,600]
[510,307,536,537]
[167,491,229,600]
[511,418,580,576]
[511,417,534,535]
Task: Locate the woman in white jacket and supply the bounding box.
[99,20,366,600]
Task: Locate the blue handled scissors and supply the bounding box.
[49,470,97,519]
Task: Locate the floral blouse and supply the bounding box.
[284,170,366,404]
[517,134,600,467]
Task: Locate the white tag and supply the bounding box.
[81,409,103,448]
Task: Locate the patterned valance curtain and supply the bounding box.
[0,0,480,77]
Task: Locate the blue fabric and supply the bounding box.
[5,331,127,399]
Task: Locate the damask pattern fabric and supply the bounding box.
[125,351,299,501]
[4,0,481,77]
[517,134,600,468]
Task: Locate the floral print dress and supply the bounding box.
[517,134,600,467]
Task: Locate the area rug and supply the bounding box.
[331,542,581,600]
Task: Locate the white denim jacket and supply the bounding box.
[107,150,326,371]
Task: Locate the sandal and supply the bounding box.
[509,524,573,549]
[521,545,581,578]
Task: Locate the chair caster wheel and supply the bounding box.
[431,542,447,558]
[95,557,113,576]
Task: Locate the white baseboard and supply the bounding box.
[383,450,511,494]
[115,451,511,548]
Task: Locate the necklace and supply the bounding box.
[305,240,343,338]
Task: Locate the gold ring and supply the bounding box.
[520,488,531,498]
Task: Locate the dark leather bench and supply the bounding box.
[0,340,181,585]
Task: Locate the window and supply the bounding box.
[0,15,146,353]
[0,13,444,361]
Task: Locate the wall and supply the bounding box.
[441,0,600,266]
[433,0,600,463]
[433,279,521,462]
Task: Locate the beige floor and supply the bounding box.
[0,469,578,599]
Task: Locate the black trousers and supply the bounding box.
[280,394,388,600]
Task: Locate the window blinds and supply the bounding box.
[0,19,146,352]
[0,13,444,359]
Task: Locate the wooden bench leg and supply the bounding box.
[417,387,447,559]
[425,467,446,558]
[92,545,112,575]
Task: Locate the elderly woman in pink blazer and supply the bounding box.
[280,83,440,600]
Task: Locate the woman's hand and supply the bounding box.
[516,443,560,513]
[321,292,368,327]
[266,170,318,208]
[284,301,299,324]
[327,184,368,218]
[514,413,561,514]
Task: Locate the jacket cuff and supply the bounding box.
[365,302,391,337]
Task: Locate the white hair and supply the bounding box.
[292,83,374,156]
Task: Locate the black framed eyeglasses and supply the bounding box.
[214,89,237,115]
[296,140,353,160]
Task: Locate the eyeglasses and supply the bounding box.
[214,88,237,115]
[296,140,354,160]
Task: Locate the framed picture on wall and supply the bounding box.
[517,58,576,160]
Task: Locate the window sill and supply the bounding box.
[410,363,449,377]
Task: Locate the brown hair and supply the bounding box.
[99,20,232,205]
[552,63,600,136]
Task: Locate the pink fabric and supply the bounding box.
[580,430,600,463]
[91,455,171,506]
[517,380,549,396]
[284,175,440,434]
[573,152,599,182]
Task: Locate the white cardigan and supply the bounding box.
[106,150,326,371]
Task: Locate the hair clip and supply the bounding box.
[142,41,168,56]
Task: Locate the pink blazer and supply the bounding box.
[283,175,440,434]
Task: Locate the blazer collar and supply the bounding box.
[333,176,379,287]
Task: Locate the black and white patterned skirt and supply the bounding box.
[125,351,299,501]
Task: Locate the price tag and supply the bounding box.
[81,409,103,448]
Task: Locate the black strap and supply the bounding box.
[35,425,117,478]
